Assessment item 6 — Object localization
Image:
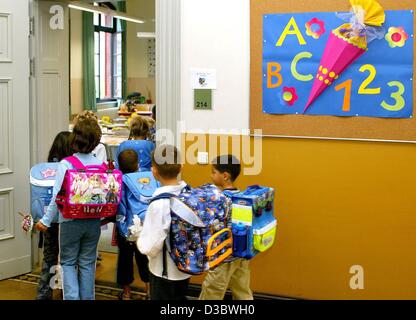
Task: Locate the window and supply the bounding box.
[94,5,122,101]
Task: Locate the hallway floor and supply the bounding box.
[0,252,147,300]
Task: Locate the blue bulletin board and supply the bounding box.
[262,10,414,118]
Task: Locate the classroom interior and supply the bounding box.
[1,0,416,301]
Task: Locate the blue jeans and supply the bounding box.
[59,219,101,300]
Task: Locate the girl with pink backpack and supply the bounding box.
[35,117,112,300]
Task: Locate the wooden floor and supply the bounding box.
[0,251,146,300]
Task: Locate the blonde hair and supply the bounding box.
[74,111,98,124]
[129,115,150,139]
[145,116,155,127]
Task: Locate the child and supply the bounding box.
[137,145,190,300]
[146,117,156,143]
[74,111,108,163]
[116,116,154,172]
[199,155,254,300]
[36,131,73,300]
[73,111,108,264]
[116,149,150,300]
[35,117,104,300]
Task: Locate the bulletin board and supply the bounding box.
[250,0,416,142]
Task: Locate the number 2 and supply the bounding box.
[381,81,406,111]
[358,64,380,95]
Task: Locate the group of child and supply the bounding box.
[34,110,253,301]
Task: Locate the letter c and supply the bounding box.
[291,51,313,82]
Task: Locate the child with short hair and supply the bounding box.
[35,117,104,300]
[116,116,155,171]
[36,131,73,300]
[199,155,254,300]
[116,149,150,300]
[137,145,190,300]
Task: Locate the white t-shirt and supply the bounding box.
[137,181,191,281]
[92,143,107,163]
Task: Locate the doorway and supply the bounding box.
[28,0,159,265]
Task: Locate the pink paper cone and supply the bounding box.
[304,32,366,112]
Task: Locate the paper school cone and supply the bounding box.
[304,28,366,112]
[304,0,385,113]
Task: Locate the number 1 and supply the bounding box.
[335,79,352,112]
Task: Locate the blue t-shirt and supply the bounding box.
[116,140,155,172]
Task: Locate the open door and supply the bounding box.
[0,0,31,279]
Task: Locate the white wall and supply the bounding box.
[181,0,250,133]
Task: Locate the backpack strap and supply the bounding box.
[150,192,177,203]
[64,156,86,170]
[149,192,176,279]
[64,156,108,171]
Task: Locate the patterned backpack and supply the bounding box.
[55,156,123,219]
[152,184,233,276]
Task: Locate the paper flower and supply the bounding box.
[281,87,298,106]
[305,18,326,39]
[385,27,409,48]
[304,0,385,113]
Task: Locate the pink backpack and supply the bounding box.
[56,156,122,219]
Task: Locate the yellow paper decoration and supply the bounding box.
[349,0,385,27]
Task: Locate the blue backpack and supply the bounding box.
[30,163,60,222]
[230,185,277,259]
[152,184,233,276]
[116,171,160,239]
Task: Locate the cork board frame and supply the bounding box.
[250,0,416,142]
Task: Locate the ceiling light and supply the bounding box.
[68,2,145,24]
[137,32,156,38]
[114,15,145,24]
[68,3,102,14]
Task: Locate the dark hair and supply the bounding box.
[118,149,139,174]
[48,131,73,162]
[129,116,150,139]
[212,155,241,182]
[152,145,182,179]
[70,117,102,154]
[152,105,156,121]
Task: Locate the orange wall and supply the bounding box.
[182,134,416,299]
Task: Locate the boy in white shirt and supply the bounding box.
[137,145,190,300]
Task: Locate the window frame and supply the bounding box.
[94,13,122,103]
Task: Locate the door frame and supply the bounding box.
[155,0,181,146]
[29,0,70,268]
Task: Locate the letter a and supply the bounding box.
[349,265,364,290]
[50,5,64,30]
[276,17,306,47]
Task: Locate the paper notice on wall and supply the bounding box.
[190,69,217,89]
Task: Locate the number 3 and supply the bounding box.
[381,81,406,111]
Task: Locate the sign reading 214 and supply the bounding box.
[262,11,414,118]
